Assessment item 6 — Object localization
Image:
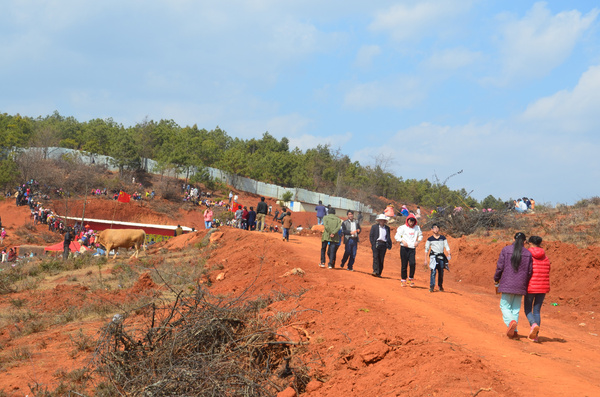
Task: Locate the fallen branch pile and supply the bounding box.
[94,288,309,396]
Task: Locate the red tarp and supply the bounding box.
[44,240,87,252]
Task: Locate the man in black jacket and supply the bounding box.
[369,214,392,277]
[340,210,361,271]
[63,228,73,260]
[256,197,269,231]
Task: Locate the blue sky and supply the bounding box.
[2,1,600,205]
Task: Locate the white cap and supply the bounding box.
[376,214,388,221]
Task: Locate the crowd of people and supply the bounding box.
[514,197,535,213]
[0,181,107,263]
[1,181,73,263]
[203,196,294,238]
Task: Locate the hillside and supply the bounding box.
[0,195,599,396]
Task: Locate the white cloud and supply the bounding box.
[343,76,425,110]
[425,47,483,70]
[355,45,382,69]
[521,64,600,132]
[493,2,598,85]
[289,132,352,152]
[369,0,474,42]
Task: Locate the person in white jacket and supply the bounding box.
[394,213,423,287]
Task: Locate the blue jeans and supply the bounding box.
[283,228,290,241]
[429,258,444,288]
[523,293,546,326]
[317,216,323,225]
[205,221,212,229]
[341,238,358,270]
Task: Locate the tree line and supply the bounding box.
[0,111,507,210]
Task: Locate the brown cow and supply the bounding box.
[97,229,146,259]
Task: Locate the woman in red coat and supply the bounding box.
[524,236,551,342]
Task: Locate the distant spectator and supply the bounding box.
[256,197,268,231]
[315,201,326,225]
[247,206,257,230]
[400,205,409,217]
[384,204,395,217]
[63,228,73,260]
[174,225,183,236]
[203,207,214,229]
[282,212,293,242]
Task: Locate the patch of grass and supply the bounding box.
[7,310,49,337]
[69,329,96,358]
[54,307,82,325]
[14,225,37,243]
[112,263,139,289]
[22,318,48,335]
[94,381,119,397]
[151,255,207,290]
[9,298,26,308]
[40,259,65,273]
[8,346,32,363]
[82,300,115,317]
[63,367,91,383]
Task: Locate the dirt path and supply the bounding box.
[213,229,600,396]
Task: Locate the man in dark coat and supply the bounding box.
[369,214,392,277]
[256,197,269,231]
[63,228,74,260]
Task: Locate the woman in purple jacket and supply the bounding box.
[494,232,533,339]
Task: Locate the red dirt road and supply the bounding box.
[199,228,600,397]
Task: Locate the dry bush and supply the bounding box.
[536,204,600,247]
[422,210,526,237]
[70,329,97,357]
[14,225,37,244]
[574,197,600,208]
[154,177,182,202]
[94,287,310,396]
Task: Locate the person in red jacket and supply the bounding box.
[524,236,551,342]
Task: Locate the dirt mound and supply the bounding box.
[131,272,159,294]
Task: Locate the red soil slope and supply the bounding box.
[0,196,599,396]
